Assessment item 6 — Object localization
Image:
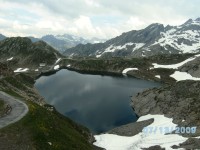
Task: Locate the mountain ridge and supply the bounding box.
[40,34,105,53]
[0,37,62,68]
[64,18,200,58]
[0,33,106,53]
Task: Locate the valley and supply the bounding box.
[0,17,200,150]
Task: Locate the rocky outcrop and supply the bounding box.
[142,145,165,150]
[0,37,62,67]
[107,119,153,136]
[0,70,46,106]
[131,80,200,148]
[179,56,200,78]
[0,62,13,77]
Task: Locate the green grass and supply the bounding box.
[2,89,23,99]
[0,101,93,150]
[0,73,94,150]
[0,99,4,109]
[4,76,27,91]
[0,99,5,115]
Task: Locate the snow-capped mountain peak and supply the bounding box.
[64,17,200,58]
[182,18,200,27]
[152,18,200,54]
[195,17,200,22]
[55,34,86,43]
[40,34,106,53]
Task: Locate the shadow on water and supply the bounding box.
[35,69,160,134]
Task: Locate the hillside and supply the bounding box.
[1,35,200,149]
[64,18,200,58]
[0,37,63,72]
[0,63,95,150]
[0,34,106,54]
[63,53,200,149]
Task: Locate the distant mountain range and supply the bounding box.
[0,34,106,53]
[1,18,200,58]
[40,34,103,53]
[64,18,200,58]
[0,34,6,41]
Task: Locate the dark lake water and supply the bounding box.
[35,69,160,133]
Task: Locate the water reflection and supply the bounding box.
[35,69,160,133]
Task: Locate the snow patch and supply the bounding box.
[67,64,71,67]
[104,43,134,53]
[152,27,200,53]
[170,71,200,81]
[7,57,13,61]
[54,65,60,70]
[14,68,29,73]
[122,68,138,74]
[152,54,200,69]
[35,69,39,72]
[94,114,191,150]
[99,43,145,57]
[55,58,61,64]
[96,54,102,58]
[70,53,74,57]
[143,47,152,52]
[132,43,145,52]
[155,75,160,79]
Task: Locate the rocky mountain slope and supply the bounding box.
[131,80,200,149]
[64,18,200,58]
[0,34,6,41]
[1,34,200,149]
[0,33,105,54]
[0,37,62,69]
[0,63,95,149]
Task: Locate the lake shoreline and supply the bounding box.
[34,68,157,133]
[33,61,200,149]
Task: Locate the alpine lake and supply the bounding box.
[35,69,160,134]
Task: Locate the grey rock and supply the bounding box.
[63,17,200,58]
[131,80,200,149]
[179,57,200,78]
[0,37,62,67]
[172,138,200,149]
[142,145,165,150]
[107,119,154,136]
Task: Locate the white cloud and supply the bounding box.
[125,17,146,30]
[84,0,100,7]
[73,16,106,38]
[75,16,94,32]
[0,0,199,39]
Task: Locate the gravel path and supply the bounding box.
[0,91,28,129]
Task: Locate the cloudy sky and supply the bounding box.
[0,0,199,39]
